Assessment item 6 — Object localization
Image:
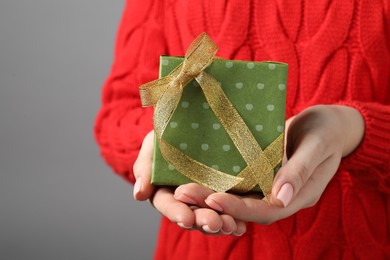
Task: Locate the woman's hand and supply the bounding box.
[133,130,247,235]
[175,105,365,225]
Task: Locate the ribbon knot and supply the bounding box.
[139,33,284,200]
[171,71,192,90]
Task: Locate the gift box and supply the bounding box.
[140,33,287,198]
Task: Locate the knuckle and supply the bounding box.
[310,134,325,151]
[311,133,329,154]
[291,162,310,187]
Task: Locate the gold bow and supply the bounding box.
[139,33,284,200]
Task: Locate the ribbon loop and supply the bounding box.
[184,32,218,72]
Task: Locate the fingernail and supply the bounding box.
[205,198,223,212]
[174,194,197,205]
[177,222,193,229]
[276,183,293,207]
[233,231,244,236]
[202,225,219,233]
[133,177,142,199]
[221,229,232,235]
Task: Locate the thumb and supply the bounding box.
[133,130,156,201]
[270,139,325,208]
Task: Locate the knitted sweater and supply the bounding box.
[94,0,390,259]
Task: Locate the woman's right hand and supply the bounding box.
[133,130,247,236]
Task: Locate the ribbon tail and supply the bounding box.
[159,139,243,192]
[232,133,285,199]
[196,71,276,195]
[154,81,184,138]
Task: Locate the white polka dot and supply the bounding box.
[191,123,199,129]
[225,61,233,68]
[257,83,265,89]
[168,164,175,170]
[212,165,219,170]
[255,124,264,132]
[277,125,284,132]
[161,59,169,66]
[247,63,255,69]
[268,64,276,70]
[201,144,209,151]
[233,166,241,173]
[213,123,221,130]
[245,104,253,111]
[203,102,210,109]
[235,82,243,89]
[278,84,286,90]
[181,101,189,108]
[170,122,178,128]
[180,143,187,150]
[222,145,230,151]
[267,104,275,111]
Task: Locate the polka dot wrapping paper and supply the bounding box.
[151,56,288,193]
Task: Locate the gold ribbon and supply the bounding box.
[139,33,284,200]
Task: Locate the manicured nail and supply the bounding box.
[133,177,142,199]
[174,194,197,205]
[177,222,193,229]
[202,225,219,233]
[221,229,232,235]
[205,198,223,212]
[276,183,293,207]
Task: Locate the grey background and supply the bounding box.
[0,1,160,259]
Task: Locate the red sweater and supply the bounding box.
[94,0,390,259]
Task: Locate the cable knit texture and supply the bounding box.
[94,0,390,258]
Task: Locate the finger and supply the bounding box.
[205,193,273,223]
[133,130,155,201]
[189,209,247,236]
[201,215,246,236]
[287,153,341,210]
[174,183,215,208]
[153,187,195,228]
[234,220,247,236]
[271,132,332,208]
[266,154,342,220]
[219,214,236,235]
[206,192,305,225]
[193,208,223,234]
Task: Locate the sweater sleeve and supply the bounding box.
[94,1,166,184]
[338,101,390,192]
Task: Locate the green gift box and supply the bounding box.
[150,56,288,194]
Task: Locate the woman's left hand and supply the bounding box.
[174,105,364,225]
